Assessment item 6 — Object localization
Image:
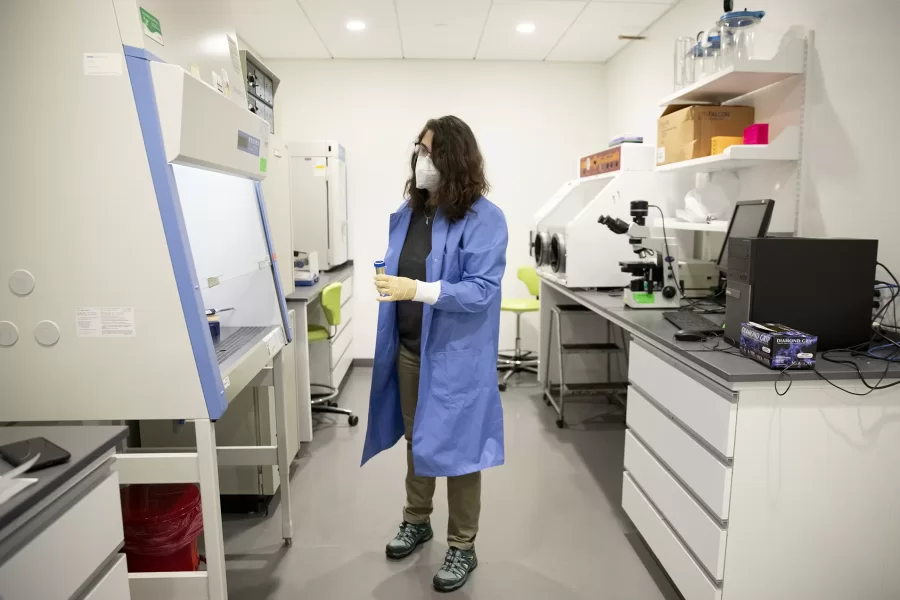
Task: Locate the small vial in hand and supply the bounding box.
[374,260,387,296]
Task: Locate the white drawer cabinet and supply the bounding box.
[624,431,727,579]
[629,342,737,458]
[626,388,733,519]
[83,555,130,600]
[0,471,124,600]
[340,275,353,306]
[622,473,722,600]
[308,278,354,392]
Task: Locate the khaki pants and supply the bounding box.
[398,344,481,550]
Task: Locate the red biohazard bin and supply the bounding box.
[120,483,204,572]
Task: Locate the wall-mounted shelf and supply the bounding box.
[659,36,806,106]
[651,219,728,232]
[578,171,619,183]
[656,127,799,174]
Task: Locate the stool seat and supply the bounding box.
[501,298,540,313]
[308,324,330,342]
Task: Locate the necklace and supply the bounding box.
[424,207,436,225]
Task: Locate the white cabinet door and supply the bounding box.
[291,155,329,266]
[327,157,349,267]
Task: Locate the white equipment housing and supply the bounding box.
[0,2,296,598]
[532,145,683,289]
[289,141,350,271]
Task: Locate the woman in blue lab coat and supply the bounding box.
[362,115,508,593]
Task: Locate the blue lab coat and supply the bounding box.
[361,196,508,478]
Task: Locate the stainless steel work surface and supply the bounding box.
[0,426,127,537]
[285,261,354,303]
[215,325,279,376]
[542,279,900,385]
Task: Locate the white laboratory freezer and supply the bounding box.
[289,141,349,271]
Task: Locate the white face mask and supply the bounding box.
[415,156,440,192]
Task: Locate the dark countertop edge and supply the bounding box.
[0,425,128,533]
[540,278,900,387]
[285,260,355,302]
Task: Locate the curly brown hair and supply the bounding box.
[404,115,489,223]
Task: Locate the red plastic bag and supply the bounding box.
[120,484,203,556]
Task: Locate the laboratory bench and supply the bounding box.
[0,425,129,600]
[539,275,900,600]
[286,261,355,443]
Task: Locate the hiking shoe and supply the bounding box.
[433,547,478,592]
[385,521,433,559]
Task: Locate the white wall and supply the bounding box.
[605,0,900,266]
[270,59,607,358]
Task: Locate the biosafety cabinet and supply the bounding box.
[290,141,350,271]
[0,2,297,599]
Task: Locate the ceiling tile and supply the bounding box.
[231,0,330,59]
[547,1,672,62]
[476,1,588,61]
[397,0,492,60]
[299,0,402,59]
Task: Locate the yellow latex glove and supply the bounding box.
[374,274,417,302]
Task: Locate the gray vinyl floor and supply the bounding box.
[223,368,680,599]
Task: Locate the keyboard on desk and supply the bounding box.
[663,311,722,334]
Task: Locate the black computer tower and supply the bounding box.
[724,238,878,351]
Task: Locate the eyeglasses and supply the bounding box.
[414,142,431,158]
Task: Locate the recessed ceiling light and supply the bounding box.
[516,22,536,34]
[346,20,366,32]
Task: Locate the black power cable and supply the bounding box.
[648,204,719,311]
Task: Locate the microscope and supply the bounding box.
[598,200,681,309]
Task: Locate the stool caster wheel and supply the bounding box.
[556,418,565,429]
[348,415,360,427]
[498,383,507,392]
[284,538,293,547]
[328,401,338,407]
[545,398,552,406]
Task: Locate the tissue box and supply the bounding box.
[739,322,817,369]
[743,123,769,145]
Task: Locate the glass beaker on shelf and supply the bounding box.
[674,36,694,89]
[701,35,723,78]
[718,9,766,63]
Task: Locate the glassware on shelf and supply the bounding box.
[701,35,723,78]
[674,37,694,89]
[718,9,766,64]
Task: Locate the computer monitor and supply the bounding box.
[716,199,775,272]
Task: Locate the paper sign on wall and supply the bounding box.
[211,70,224,95]
[227,35,242,73]
[221,69,232,98]
[84,53,123,76]
[76,307,136,338]
[139,7,164,46]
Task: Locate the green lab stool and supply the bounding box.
[308,282,359,426]
[497,266,541,391]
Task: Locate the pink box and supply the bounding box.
[744,123,769,145]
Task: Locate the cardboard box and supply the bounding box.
[710,136,744,155]
[656,105,754,165]
[739,322,818,370]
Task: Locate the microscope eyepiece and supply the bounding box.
[598,214,631,235]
